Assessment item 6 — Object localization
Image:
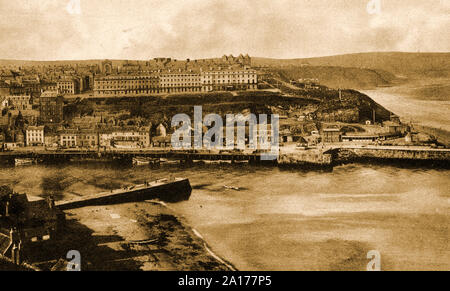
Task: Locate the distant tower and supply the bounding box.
[101,60,113,75]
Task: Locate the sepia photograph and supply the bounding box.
[0,0,448,277]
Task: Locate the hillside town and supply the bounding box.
[1,0,449,273]
[0,55,444,155]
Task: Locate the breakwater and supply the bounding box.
[278,149,333,167]
[412,124,450,146]
[56,178,192,210]
[332,146,450,165]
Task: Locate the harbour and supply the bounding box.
[2,146,449,168]
[0,160,448,270]
[0,0,449,275]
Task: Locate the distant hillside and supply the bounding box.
[2,52,448,89]
[0,59,104,66]
[254,52,450,79]
[270,66,396,90]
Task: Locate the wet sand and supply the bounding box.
[361,79,450,132]
[22,201,234,271]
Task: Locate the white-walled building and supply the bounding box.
[25,126,45,146]
[94,75,159,97]
[93,68,259,96]
[5,95,32,110]
[57,79,80,95]
[59,130,77,148]
[160,72,202,93]
[99,127,150,148]
[201,69,258,92]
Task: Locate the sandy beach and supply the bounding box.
[18,201,234,271]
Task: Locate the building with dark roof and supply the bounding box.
[39,91,64,124]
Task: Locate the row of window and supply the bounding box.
[98,76,157,81]
[96,80,157,84]
[95,90,159,95]
[161,78,201,82]
[96,86,158,89]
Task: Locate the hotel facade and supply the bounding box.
[93,75,159,97]
[201,69,258,92]
[93,69,258,97]
[160,72,202,93]
[57,79,80,95]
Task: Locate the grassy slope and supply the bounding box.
[271,66,396,89]
[254,52,450,77]
[255,52,450,89]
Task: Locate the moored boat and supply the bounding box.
[15,158,37,166]
[132,157,160,166]
[160,158,180,165]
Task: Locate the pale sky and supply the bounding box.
[0,0,449,60]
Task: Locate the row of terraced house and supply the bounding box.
[4,126,151,149]
[93,69,258,97]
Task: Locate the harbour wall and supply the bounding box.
[56,178,192,210]
[333,147,450,164]
[278,150,333,166]
[412,124,450,146]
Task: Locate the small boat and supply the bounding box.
[224,185,240,191]
[159,158,179,165]
[132,157,160,166]
[15,158,37,166]
[233,160,249,164]
[203,160,222,165]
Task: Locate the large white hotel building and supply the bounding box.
[93,69,258,97]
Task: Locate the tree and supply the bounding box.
[14,111,24,129]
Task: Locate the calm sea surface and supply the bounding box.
[1,87,449,270]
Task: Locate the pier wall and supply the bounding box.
[57,179,192,210]
[278,150,332,166]
[335,147,450,162]
[412,124,450,146]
